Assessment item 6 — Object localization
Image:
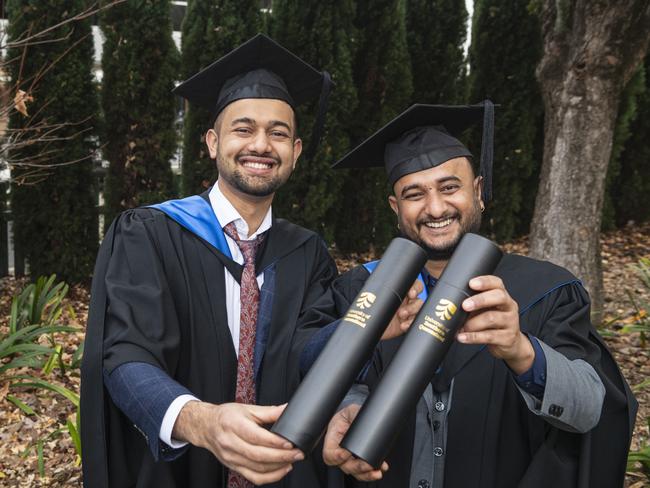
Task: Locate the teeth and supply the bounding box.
[243,162,272,169]
[425,218,453,229]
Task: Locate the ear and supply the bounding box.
[292,137,303,170]
[474,175,484,210]
[205,129,218,159]
[388,194,399,216]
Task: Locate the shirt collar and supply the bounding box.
[209,180,273,240]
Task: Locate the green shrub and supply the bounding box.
[623,258,650,478]
[620,258,650,346]
[0,275,82,471]
[7,0,99,283]
[628,418,650,479]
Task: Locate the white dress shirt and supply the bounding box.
[160,181,272,447]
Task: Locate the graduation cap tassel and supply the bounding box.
[479,99,494,202]
[304,71,333,161]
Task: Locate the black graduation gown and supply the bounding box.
[309,254,636,488]
[80,197,339,488]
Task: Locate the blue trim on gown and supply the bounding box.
[362,260,429,301]
[149,195,232,259]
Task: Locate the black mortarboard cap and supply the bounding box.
[174,33,333,160]
[333,101,495,201]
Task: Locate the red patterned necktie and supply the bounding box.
[223,222,266,488]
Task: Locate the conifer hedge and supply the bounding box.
[334,0,413,252]
[101,0,178,225]
[406,0,467,104]
[609,57,650,226]
[271,0,359,243]
[7,0,99,282]
[467,0,543,241]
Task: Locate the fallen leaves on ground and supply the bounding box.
[0,223,649,486]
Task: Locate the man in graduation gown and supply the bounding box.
[318,102,637,487]
[81,34,343,488]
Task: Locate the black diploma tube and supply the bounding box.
[341,233,502,467]
[271,237,428,453]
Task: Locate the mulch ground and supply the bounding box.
[0,223,649,487]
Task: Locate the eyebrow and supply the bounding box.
[268,120,292,132]
[230,117,292,133]
[230,117,255,126]
[400,176,462,197]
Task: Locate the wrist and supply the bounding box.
[173,400,208,447]
[505,333,535,375]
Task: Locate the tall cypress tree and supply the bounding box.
[406,0,468,104]
[7,0,98,282]
[467,0,543,241]
[270,0,358,242]
[180,0,262,195]
[610,57,650,226]
[101,0,178,225]
[335,0,413,252]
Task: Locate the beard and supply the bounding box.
[401,200,483,261]
[217,150,288,197]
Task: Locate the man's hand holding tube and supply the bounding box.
[381,279,424,341]
[323,403,389,481]
[320,278,422,482]
[173,401,304,485]
[457,275,534,375]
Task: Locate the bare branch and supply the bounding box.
[4,1,126,49]
[0,2,127,184]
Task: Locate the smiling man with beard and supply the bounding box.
[312,102,636,488]
[81,35,344,488]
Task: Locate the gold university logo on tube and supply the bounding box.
[418,298,457,342]
[344,292,376,328]
[434,298,457,321]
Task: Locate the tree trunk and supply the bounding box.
[530,0,650,322]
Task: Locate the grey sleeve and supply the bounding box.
[515,340,605,433]
[338,383,369,410]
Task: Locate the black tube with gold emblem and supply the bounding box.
[341,233,502,467]
[271,237,427,453]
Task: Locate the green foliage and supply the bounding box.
[621,258,650,478]
[7,0,99,283]
[627,418,650,479]
[406,0,468,104]
[66,403,82,462]
[180,0,262,195]
[101,0,179,224]
[619,258,650,343]
[602,66,645,230]
[270,0,359,242]
[18,403,82,473]
[467,0,544,241]
[335,0,413,252]
[1,276,82,472]
[9,274,70,333]
[1,275,77,380]
[0,323,73,377]
[608,55,650,227]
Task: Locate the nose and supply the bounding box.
[248,129,272,154]
[424,192,448,218]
